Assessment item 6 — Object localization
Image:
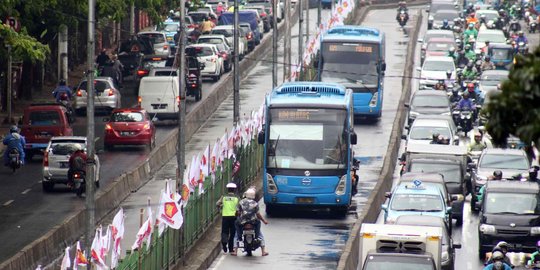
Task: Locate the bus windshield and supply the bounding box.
[267,108,347,170]
[320,42,380,86]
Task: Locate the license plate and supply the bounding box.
[121,131,133,136]
[59,162,69,168]
[296,197,314,204]
[36,134,51,138]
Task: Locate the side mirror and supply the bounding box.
[404,125,410,130]
[416,67,422,72]
[350,132,357,145]
[401,134,407,140]
[453,243,462,249]
[381,204,388,211]
[446,206,453,214]
[102,117,110,122]
[404,103,410,108]
[257,131,265,144]
[384,192,392,198]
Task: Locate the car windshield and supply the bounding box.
[425,33,454,42]
[211,29,233,37]
[364,256,435,270]
[79,80,109,92]
[484,192,540,215]
[29,111,61,126]
[138,33,166,44]
[477,32,506,43]
[198,38,223,44]
[390,194,443,211]
[412,95,450,107]
[427,42,453,52]
[320,42,381,85]
[267,108,348,170]
[409,162,461,183]
[434,11,458,21]
[111,112,144,122]
[481,73,507,86]
[51,142,85,155]
[479,154,529,170]
[157,24,179,32]
[490,48,511,60]
[423,60,454,72]
[410,126,450,140]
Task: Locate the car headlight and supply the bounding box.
[531,227,540,235]
[441,250,450,263]
[479,224,496,235]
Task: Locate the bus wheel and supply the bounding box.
[334,206,349,217]
[265,204,276,216]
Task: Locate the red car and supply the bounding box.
[103,108,156,150]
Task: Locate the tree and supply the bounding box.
[485,46,540,148]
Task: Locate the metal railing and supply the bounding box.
[116,138,263,270]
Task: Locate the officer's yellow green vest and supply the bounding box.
[222,195,239,216]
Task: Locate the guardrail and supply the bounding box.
[115,139,263,270]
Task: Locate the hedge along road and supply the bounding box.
[206,7,421,270]
[0,20,291,264]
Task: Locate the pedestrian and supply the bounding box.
[216,182,239,254]
[96,49,110,67]
[111,54,124,87]
[351,165,359,196]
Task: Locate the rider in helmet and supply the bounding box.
[468,131,486,152]
[430,132,440,144]
[464,44,476,61]
[450,87,461,103]
[441,19,452,30]
[464,22,479,40]
[481,55,496,71]
[528,240,540,267]
[2,125,26,166]
[528,167,540,183]
[483,260,512,270]
[233,188,269,256]
[463,62,478,80]
[466,3,475,15]
[477,170,503,204]
[52,79,73,103]
[448,47,458,61]
[514,31,528,45]
[457,91,475,111]
[67,143,87,187]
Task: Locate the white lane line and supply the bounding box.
[21,189,31,195]
[3,200,14,206]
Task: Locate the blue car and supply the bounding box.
[382,181,452,227]
[157,21,180,48]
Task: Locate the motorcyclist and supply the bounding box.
[448,47,458,61]
[216,182,239,254]
[468,132,487,152]
[457,50,470,67]
[441,19,452,30]
[467,13,479,25]
[464,44,476,61]
[396,10,409,25]
[527,240,540,267]
[68,144,87,187]
[397,1,408,12]
[52,79,72,103]
[450,87,462,103]
[434,79,447,90]
[509,4,519,18]
[477,170,503,205]
[457,91,475,111]
[481,40,491,55]
[233,188,269,256]
[514,31,529,45]
[481,55,496,71]
[445,70,454,86]
[95,49,110,67]
[199,17,215,34]
[464,23,479,40]
[351,164,360,196]
[483,259,512,270]
[462,63,478,80]
[2,126,26,166]
[466,3,475,15]
[487,242,513,268]
[455,38,464,51]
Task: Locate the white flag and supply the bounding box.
[188,155,198,189]
[131,218,152,250]
[60,247,71,270]
[110,208,124,269]
[210,141,220,174]
[91,228,108,269]
[73,241,88,269]
[201,145,210,178]
[100,226,111,262]
[158,189,184,229]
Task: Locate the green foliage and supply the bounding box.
[485,46,540,147]
[0,23,50,62]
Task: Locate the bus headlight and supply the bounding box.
[479,224,496,235]
[335,175,347,195]
[266,173,278,194]
[369,92,378,107]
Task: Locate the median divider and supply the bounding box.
[0,5,300,270]
[337,8,424,270]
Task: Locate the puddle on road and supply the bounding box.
[355,156,383,166]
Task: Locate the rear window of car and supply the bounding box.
[111,112,144,122]
[196,47,214,57]
[29,110,61,126]
[211,29,233,37]
[139,33,166,44]
[51,142,85,155]
[198,38,222,44]
[142,60,168,69]
[79,80,110,92]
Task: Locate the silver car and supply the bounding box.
[74,77,121,114]
[42,136,100,191]
[137,31,171,56]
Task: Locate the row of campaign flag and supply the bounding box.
[289,0,356,81]
[47,104,266,270]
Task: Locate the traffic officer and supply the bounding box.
[217,182,239,253]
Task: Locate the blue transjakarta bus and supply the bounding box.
[257,82,358,216]
[317,26,386,119]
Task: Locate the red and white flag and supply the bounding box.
[210,141,220,174]
[201,145,210,178]
[73,241,88,269]
[60,247,71,270]
[100,225,111,262]
[219,132,228,164]
[181,169,191,206]
[158,188,184,229]
[188,156,198,189]
[91,228,108,269]
[110,208,124,269]
[131,202,153,251]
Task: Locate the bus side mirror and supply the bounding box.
[350,132,357,145]
[257,131,265,145]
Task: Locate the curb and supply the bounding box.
[0,7,297,270]
[336,7,424,270]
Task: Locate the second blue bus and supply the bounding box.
[317,26,386,119]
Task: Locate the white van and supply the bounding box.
[138,76,179,121]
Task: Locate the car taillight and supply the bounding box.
[137,70,149,77]
[188,24,196,28]
[43,151,49,167]
[163,45,169,50]
[192,84,197,88]
[176,96,180,105]
[74,172,81,178]
[105,124,112,130]
[247,33,253,40]
[138,96,142,106]
[261,12,267,17]
[77,90,83,97]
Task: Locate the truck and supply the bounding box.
[360,223,442,270]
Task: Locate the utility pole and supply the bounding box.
[85,0,96,260]
[317,0,322,26]
[5,45,12,124]
[272,0,278,88]
[129,4,135,36]
[298,0,304,80]
[233,0,240,123]
[177,0,187,190]
[284,0,291,81]
[306,0,310,41]
[58,25,68,84]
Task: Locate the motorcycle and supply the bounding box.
[397,11,408,27]
[455,109,474,136]
[7,148,22,173]
[57,92,75,123]
[186,73,202,101]
[239,222,261,256]
[529,18,538,33]
[72,170,86,197]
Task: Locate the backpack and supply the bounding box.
[72,155,86,171]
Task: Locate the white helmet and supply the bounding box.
[245,188,256,199]
[226,182,237,189]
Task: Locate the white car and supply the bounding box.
[418,56,456,89]
[42,136,100,192]
[404,117,458,145]
[211,25,248,57]
[475,29,507,54]
[418,29,456,50]
[187,44,224,81]
[74,77,121,114]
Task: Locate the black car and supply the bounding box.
[117,37,155,78]
[405,90,451,125]
[478,180,540,259]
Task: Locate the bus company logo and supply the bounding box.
[301,178,312,186]
[304,171,311,177]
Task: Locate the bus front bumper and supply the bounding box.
[264,193,350,207]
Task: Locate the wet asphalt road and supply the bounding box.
[207,7,418,270]
[0,49,241,262]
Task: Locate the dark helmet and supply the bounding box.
[467,62,474,69]
[59,79,66,86]
[443,19,449,25]
[485,55,491,61]
[9,125,19,133]
[493,170,503,179]
[432,132,440,141]
[463,91,470,98]
[438,79,445,84]
[530,168,538,180]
